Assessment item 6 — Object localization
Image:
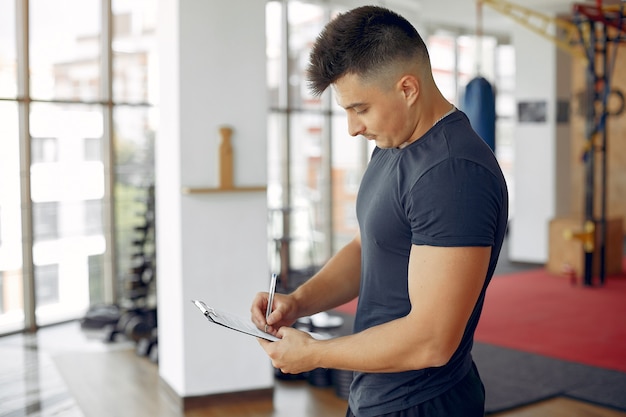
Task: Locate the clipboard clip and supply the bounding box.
[192,300,217,318]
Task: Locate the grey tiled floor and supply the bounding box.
[0,322,134,417]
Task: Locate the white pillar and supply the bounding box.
[509,24,572,263]
[156,0,272,402]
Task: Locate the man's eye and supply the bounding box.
[355,108,367,115]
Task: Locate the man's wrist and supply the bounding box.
[289,288,306,318]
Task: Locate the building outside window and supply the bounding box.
[0,0,157,334]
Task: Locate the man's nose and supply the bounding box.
[347,113,365,137]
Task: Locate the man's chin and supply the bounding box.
[375,141,395,149]
[366,136,395,149]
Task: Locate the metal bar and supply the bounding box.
[321,101,333,258]
[598,1,625,284]
[0,96,152,107]
[582,19,596,286]
[16,0,36,332]
[269,106,340,115]
[481,0,587,62]
[573,3,626,32]
[598,20,610,285]
[476,0,483,74]
[574,2,625,285]
[319,6,334,262]
[101,0,117,303]
[278,0,291,291]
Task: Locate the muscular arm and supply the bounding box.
[251,233,362,332]
[260,244,490,374]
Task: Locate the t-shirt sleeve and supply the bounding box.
[406,158,503,247]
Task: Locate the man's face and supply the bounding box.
[333,72,415,149]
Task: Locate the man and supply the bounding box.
[251,5,508,417]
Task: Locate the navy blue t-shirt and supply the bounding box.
[349,110,508,416]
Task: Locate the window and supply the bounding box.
[32,202,59,241]
[0,99,21,333]
[0,0,157,334]
[0,0,16,99]
[266,2,369,288]
[35,264,59,306]
[88,254,105,305]
[84,137,102,162]
[31,137,59,164]
[85,199,103,235]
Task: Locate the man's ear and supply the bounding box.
[398,75,419,105]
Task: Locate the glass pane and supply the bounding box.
[113,106,156,301]
[429,34,458,104]
[266,1,282,109]
[0,0,17,98]
[112,0,158,104]
[30,0,101,101]
[331,113,362,252]
[267,111,326,290]
[288,112,324,275]
[267,112,284,210]
[458,35,498,82]
[495,44,516,218]
[0,102,24,334]
[267,2,354,290]
[30,102,106,325]
[288,2,325,110]
[457,35,477,96]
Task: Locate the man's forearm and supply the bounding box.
[291,236,362,318]
[309,315,440,373]
[270,312,449,375]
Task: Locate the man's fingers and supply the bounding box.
[266,308,280,325]
[251,292,270,329]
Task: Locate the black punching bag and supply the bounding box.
[462,76,496,152]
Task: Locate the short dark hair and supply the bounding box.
[306,5,430,96]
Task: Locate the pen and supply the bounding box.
[265,273,277,332]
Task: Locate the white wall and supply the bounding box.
[509,24,572,263]
[156,0,271,398]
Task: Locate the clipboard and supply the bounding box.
[192,300,280,342]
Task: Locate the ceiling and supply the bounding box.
[402,0,592,36]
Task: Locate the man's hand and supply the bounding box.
[250,292,298,336]
[258,327,320,374]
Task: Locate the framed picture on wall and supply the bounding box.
[518,101,547,123]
